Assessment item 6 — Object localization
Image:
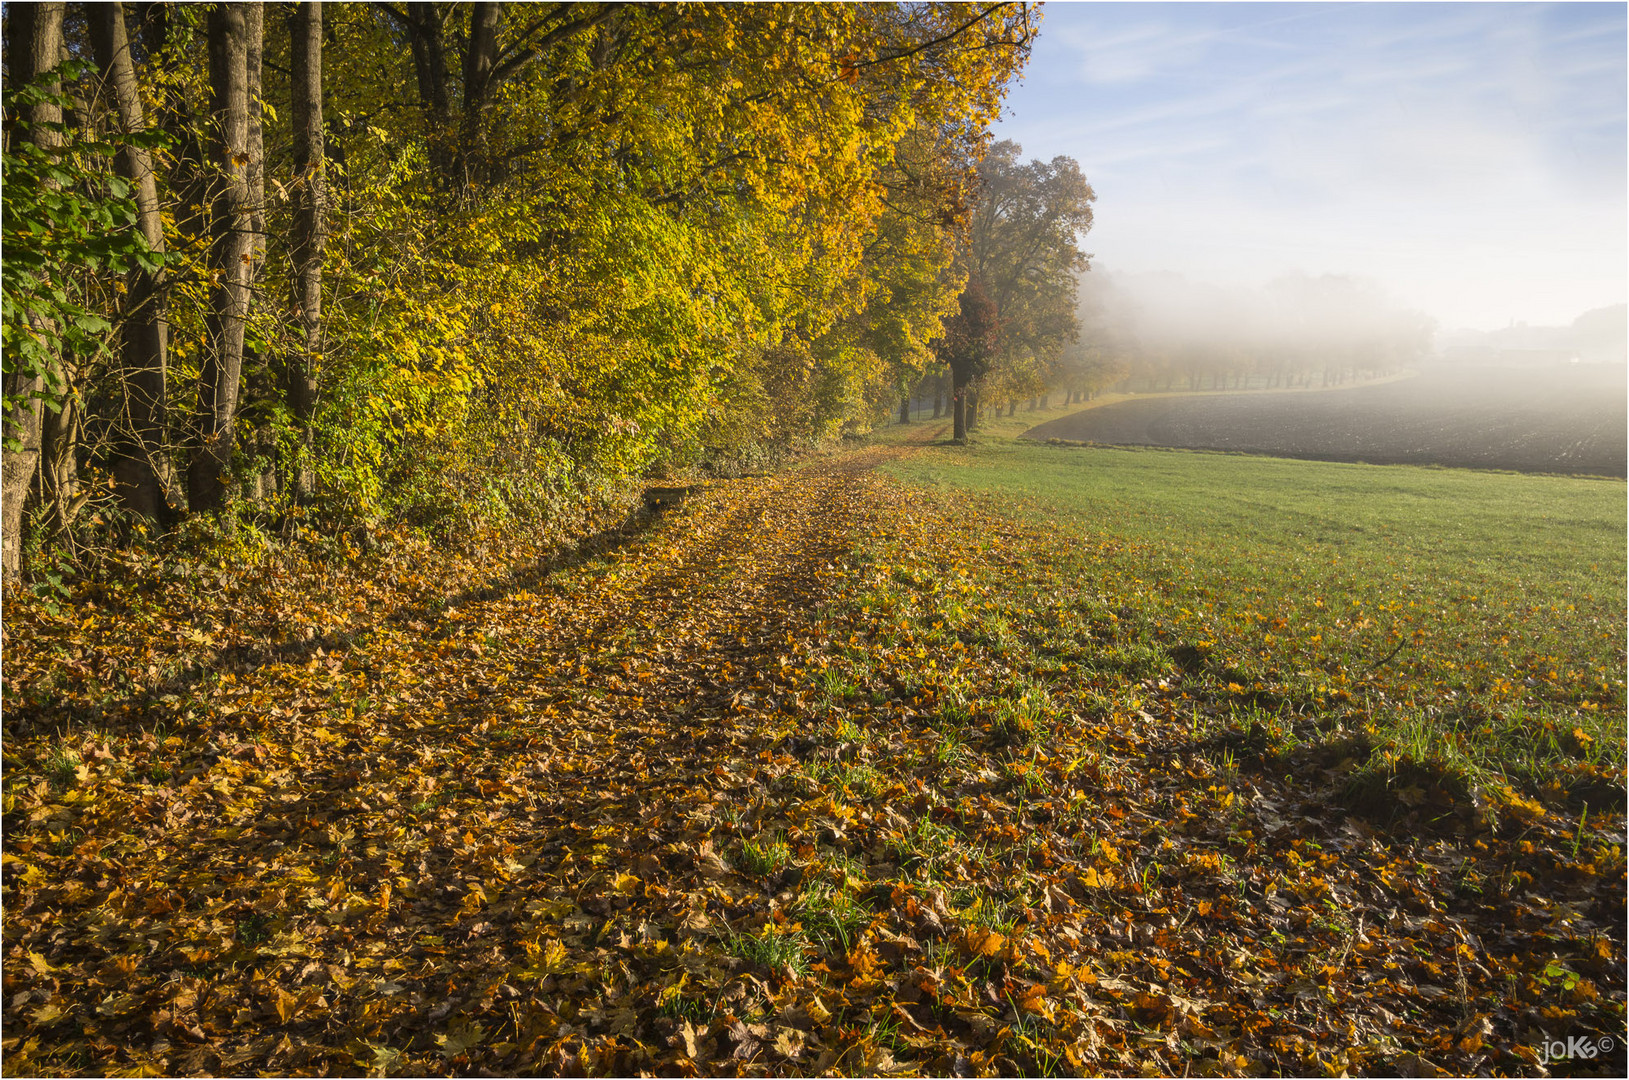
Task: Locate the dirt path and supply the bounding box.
[2,446,936,1075]
[3,436,1622,1076]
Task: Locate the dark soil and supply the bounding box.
[1024,365,1628,477]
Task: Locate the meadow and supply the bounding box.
[878,407,1626,810]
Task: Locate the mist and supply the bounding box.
[1036,274,1627,478]
[1072,269,1436,391]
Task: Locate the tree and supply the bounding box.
[287,0,325,501]
[188,2,259,512]
[3,1,65,582]
[89,1,172,523]
[937,277,999,442]
[963,140,1094,403]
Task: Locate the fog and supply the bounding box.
[1043,278,1627,477]
[1072,270,1434,391]
[1076,270,1627,385]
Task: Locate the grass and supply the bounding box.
[874,408,1625,809]
[796,880,871,954]
[725,925,812,977]
[738,833,792,876]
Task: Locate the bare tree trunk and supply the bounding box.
[932,385,942,419]
[245,4,265,268]
[951,373,967,442]
[460,1,501,187]
[90,2,173,524]
[38,394,81,544]
[288,0,325,502]
[188,2,255,513]
[898,395,910,424]
[243,3,278,504]
[3,2,66,583]
[142,4,209,252]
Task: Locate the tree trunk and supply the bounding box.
[288,1,325,503]
[188,2,255,513]
[951,374,967,442]
[460,1,501,186]
[965,390,978,432]
[39,395,81,545]
[1007,400,1016,416]
[35,7,83,541]
[931,387,942,419]
[243,3,277,503]
[898,395,910,424]
[392,2,454,183]
[245,4,265,267]
[3,2,66,583]
[90,2,173,524]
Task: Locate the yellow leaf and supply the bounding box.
[436,1020,487,1058]
[1082,866,1117,888]
[962,927,1004,957]
[30,1002,66,1026]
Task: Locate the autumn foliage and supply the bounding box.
[2,2,1038,580]
[4,5,1622,1078]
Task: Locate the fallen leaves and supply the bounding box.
[1,441,1623,1076]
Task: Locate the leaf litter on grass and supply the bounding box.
[2,437,1623,1076]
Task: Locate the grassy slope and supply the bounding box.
[874,407,1626,804]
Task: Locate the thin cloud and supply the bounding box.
[998,1,1627,329]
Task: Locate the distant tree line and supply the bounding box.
[2,2,1041,582]
[1436,304,1628,367]
[1060,272,1435,396]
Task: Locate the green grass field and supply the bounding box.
[875,407,1626,810]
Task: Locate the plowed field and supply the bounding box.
[1024,366,1627,477]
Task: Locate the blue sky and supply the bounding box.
[994,2,1627,330]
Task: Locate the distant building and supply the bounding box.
[1433,304,1625,368]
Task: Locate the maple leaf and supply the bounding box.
[961,927,1005,958]
[436,1021,486,1059]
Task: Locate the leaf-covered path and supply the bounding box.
[3,439,1623,1076]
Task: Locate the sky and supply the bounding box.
[993,1,1628,331]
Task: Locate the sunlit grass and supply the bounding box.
[875,424,1626,807]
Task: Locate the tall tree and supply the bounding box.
[188,2,257,512]
[2,1,65,582]
[287,0,325,501]
[965,141,1094,401]
[89,1,172,523]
